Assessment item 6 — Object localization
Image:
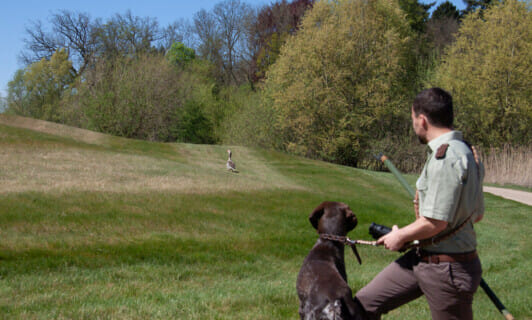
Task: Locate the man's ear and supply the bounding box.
[309,202,327,230]
[420,114,430,129]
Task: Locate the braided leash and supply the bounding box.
[320,233,378,246]
[319,234,378,264]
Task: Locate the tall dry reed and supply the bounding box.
[479,144,532,188]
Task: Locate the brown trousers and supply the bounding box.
[355,250,482,320]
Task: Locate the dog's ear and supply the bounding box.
[309,202,328,230]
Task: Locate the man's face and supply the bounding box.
[411,107,428,144]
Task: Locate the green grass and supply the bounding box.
[0,115,530,319]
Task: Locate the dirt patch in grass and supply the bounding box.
[0,144,303,195]
[0,114,110,146]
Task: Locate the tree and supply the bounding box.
[175,100,216,144]
[92,10,161,58]
[166,42,196,67]
[73,54,184,141]
[463,0,495,14]
[263,0,414,165]
[7,49,75,121]
[20,10,185,75]
[193,0,255,85]
[395,0,437,97]
[212,0,254,84]
[21,10,94,75]
[430,0,532,146]
[193,9,224,82]
[68,53,219,143]
[160,18,194,50]
[426,1,461,54]
[398,0,434,33]
[250,0,314,81]
[432,1,461,20]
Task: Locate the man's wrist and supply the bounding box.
[395,228,408,245]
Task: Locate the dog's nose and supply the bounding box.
[346,210,357,225]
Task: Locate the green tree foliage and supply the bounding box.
[166,42,196,67]
[432,1,461,20]
[219,84,279,147]
[396,0,435,98]
[263,0,414,166]
[175,100,216,144]
[398,0,434,33]
[7,49,75,121]
[430,0,532,146]
[71,54,216,142]
[464,0,495,14]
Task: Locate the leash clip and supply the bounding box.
[346,237,362,265]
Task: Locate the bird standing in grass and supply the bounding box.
[226,149,237,172]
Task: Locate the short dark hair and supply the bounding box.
[412,87,453,128]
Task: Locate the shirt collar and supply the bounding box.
[427,131,462,153]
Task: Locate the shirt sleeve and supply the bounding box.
[421,157,466,222]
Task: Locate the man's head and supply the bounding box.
[411,88,453,144]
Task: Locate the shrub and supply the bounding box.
[263,0,415,166]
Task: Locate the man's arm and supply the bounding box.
[377,216,448,251]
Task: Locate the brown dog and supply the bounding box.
[296,201,365,320]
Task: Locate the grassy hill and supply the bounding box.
[0,115,529,319]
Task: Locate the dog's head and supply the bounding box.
[309,201,357,236]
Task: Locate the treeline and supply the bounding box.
[5,0,531,172]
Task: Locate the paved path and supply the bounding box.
[483,186,532,206]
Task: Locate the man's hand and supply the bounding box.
[377,217,448,252]
[377,225,405,251]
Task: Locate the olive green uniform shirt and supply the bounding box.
[416,131,484,253]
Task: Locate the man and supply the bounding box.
[355,88,484,320]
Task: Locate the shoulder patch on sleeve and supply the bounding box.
[436,143,449,159]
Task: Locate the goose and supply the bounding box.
[226,149,236,172]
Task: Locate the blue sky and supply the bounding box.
[0,0,466,98]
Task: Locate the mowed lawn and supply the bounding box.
[0,115,530,319]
